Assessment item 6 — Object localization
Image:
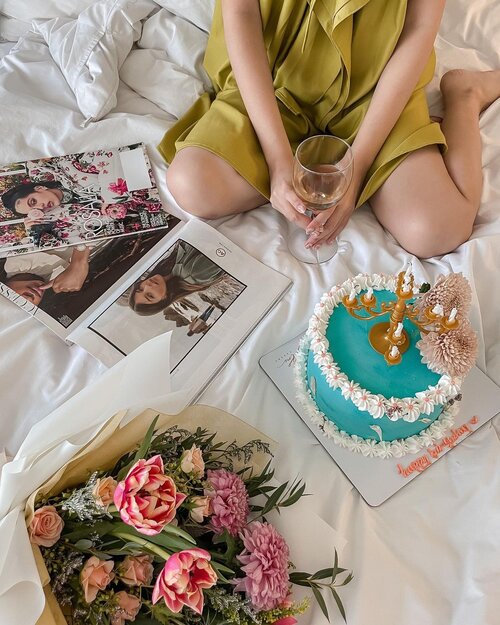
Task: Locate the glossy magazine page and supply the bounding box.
[0,226,183,339]
[0,144,177,256]
[70,219,292,402]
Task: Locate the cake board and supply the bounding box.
[259,333,500,506]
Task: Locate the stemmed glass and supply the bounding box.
[288,135,353,263]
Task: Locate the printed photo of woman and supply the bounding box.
[128,240,226,315]
[89,239,246,369]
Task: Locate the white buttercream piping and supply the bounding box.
[295,334,460,459]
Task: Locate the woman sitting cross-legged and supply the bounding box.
[160,0,500,259]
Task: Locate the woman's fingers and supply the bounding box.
[307,210,331,233]
[283,200,311,230]
[305,204,351,247]
[311,213,349,247]
[285,188,308,215]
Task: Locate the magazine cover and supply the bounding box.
[0,144,177,256]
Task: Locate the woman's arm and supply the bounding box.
[308,0,446,245]
[221,0,310,227]
[350,0,446,180]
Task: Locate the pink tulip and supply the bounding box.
[113,455,186,536]
[152,548,217,614]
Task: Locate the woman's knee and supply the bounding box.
[166,150,225,219]
[394,209,474,258]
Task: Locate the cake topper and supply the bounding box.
[342,269,477,376]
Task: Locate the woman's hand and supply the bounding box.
[304,176,361,248]
[269,164,312,231]
[40,247,90,293]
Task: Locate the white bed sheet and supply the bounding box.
[1,2,500,624]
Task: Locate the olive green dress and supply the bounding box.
[158,0,445,207]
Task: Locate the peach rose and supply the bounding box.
[189,496,211,523]
[80,556,115,603]
[180,445,205,478]
[28,506,64,547]
[92,476,117,509]
[111,591,141,625]
[118,555,154,587]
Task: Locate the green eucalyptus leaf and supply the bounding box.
[330,587,347,622]
[338,571,354,586]
[312,586,329,621]
[280,482,307,507]
[260,481,288,516]
[73,539,94,550]
[310,567,335,580]
[117,416,160,480]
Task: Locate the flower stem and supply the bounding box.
[111,531,171,561]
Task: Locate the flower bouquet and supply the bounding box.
[26,407,352,625]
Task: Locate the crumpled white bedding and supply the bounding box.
[0,1,500,623]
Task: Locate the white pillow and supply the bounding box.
[120,49,205,119]
[33,0,156,123]
[155,0,215,33]
[139,10,211,90]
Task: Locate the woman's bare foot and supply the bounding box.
[440,69,500,114]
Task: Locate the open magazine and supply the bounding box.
[0,219,291,403]
[0,144,177,256]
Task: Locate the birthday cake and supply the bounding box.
[295,271,478,459]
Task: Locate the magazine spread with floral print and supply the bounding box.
[0,144,178,256]
[0,218,291,403]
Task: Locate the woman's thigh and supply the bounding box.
[167,147,268,219]
[369,146,475,258]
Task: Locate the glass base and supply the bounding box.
[287,224,338,264]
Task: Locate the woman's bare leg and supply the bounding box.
[369,69,500,258]
[166,146,268,219]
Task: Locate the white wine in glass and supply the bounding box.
[293,164,350,212]
[290,135,353,263]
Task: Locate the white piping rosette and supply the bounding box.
[305,273,462,423]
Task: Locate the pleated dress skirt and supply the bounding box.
[158,0,446,207]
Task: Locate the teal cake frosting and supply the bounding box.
[294,273,461,458]
[306,290,442,442]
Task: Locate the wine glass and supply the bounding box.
[288,135,353,263]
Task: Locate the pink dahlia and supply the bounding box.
[205,469,249,536]
[234,521,290,611]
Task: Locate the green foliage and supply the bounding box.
[289,550,353,622]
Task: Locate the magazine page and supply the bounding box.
[70,219,292,402]
[0,144,176,257]
[0,224,183,340]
